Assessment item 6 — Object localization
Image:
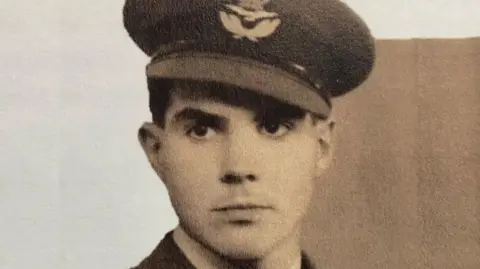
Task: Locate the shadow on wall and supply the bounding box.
[301,38,480,269]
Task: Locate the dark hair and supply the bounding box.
[147,78,320,128]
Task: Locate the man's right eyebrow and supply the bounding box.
[172,108,227,125]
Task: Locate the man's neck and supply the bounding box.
[172,226,302,269]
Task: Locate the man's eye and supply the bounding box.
[186,125,216,140]
[259,121,294,137]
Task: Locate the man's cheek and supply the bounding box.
[170,187,202,219]
[169,177,213,207]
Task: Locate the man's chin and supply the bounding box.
[204,237,275,260]
[213,244,269,261]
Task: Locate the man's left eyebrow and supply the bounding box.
[253,109,305,122]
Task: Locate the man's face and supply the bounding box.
[141,92,332,259]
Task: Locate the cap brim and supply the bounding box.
[146,53,331,118]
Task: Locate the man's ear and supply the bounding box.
[314,117,336,172]
[138,122,165,178]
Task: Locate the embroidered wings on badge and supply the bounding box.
[219,0,281,42]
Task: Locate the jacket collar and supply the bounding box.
[132,231,316,269]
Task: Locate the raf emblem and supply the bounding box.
[219,0,281,42]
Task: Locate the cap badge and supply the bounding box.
[219,0,281,42]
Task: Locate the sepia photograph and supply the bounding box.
[1,0,479,269]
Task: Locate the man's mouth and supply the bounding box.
[212,203,274,223]
[213,203,272,211]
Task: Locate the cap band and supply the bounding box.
[146,52,332,118]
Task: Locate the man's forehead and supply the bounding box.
[169,80,307,114]
[165,97,311,128]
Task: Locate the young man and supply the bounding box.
[122,0,375,268]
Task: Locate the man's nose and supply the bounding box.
[220,172,257,184]
[220,129,259,184]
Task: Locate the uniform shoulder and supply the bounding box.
[126,231,195,269]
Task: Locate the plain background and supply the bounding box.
[301,38,479,268]
[0,0,479,268]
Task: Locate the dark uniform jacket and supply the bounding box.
[130,231,316,269]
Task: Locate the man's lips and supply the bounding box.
[212,203,273,211]
[212,203,273,223]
